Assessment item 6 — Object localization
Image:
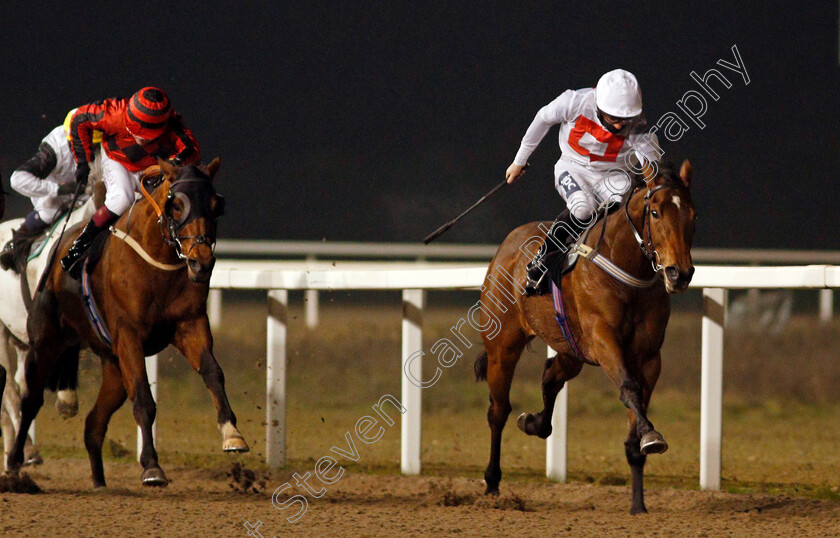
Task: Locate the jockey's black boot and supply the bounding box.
[60,220,105,280]
[524,209,577,296]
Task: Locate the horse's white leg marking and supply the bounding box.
[219,421,249,452]
[56,389,79,419]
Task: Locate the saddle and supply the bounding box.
[0,220,61,275]
[544,201,623,288]
[82,228,111,277]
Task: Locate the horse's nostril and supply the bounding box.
[664,266,679,282]
[188,258,201,272]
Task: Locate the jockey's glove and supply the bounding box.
[57,182,79,196]
[75,162,90,186]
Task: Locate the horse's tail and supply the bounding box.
[46,344,79,392]
[474,350,488,382]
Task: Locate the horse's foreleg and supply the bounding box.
[174,317,248,453]
[117,338,167,487]
[84,358,126,488]
[597,334,661,445]
[623,353,663,515]
[517,351,582,439]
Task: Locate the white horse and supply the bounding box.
[0,179,101,468]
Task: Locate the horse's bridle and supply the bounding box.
[140,171,221,263]
[161,177,220,261]
[623,182,671,274]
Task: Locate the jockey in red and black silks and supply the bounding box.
[61,87,201,279]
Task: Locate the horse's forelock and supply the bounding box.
[635,161,690,196]
[178,165,211,182]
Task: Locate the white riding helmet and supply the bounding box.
[595,69,643,118]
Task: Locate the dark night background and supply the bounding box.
[0,2,836,249]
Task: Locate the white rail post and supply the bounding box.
[545,346,568,482]
[267,290,288,468]
[137,354,158,461]
[700,288,727,490]
[305,255,319,329]
[208,289,223,330]
[819,289,833,323]
[305,290,319,329]
[401,289,424,475]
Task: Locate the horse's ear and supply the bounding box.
[679,159,693,188]
[158,158,178,181]
[205,157,221,180]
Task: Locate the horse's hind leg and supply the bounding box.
[7,346,55,471]
[84,358,126,488]
[7,285,62,471]
[0,333,13,458]
[54,345,80,419]
[517,351,582,439]
[480,335,527,495]
[174,318,248,453]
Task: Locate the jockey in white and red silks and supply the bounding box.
[505,69,663,295]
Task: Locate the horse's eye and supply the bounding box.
[651,210,660,218]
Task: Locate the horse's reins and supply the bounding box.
[35,183,87,293]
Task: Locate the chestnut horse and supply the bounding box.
[6,158,248,487]
[476,160,696,514]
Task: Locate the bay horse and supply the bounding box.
[476,160,696,514]
[6,158,248,487]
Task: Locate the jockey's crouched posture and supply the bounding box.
[60,87,200,279]
[505,69,663,295]
[0,110,97,272]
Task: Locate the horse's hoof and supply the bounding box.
[141,468,169,487]
[640,431,668,455]
[56,390,79,419]
[516,412,551,438]
[223,435,250,453]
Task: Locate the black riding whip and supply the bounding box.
[36,182,86,294]
[423,163,528,244]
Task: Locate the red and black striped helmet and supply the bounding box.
[125,87,172,140]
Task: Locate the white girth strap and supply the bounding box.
[109,227,183,271]
[572,244,659,288]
